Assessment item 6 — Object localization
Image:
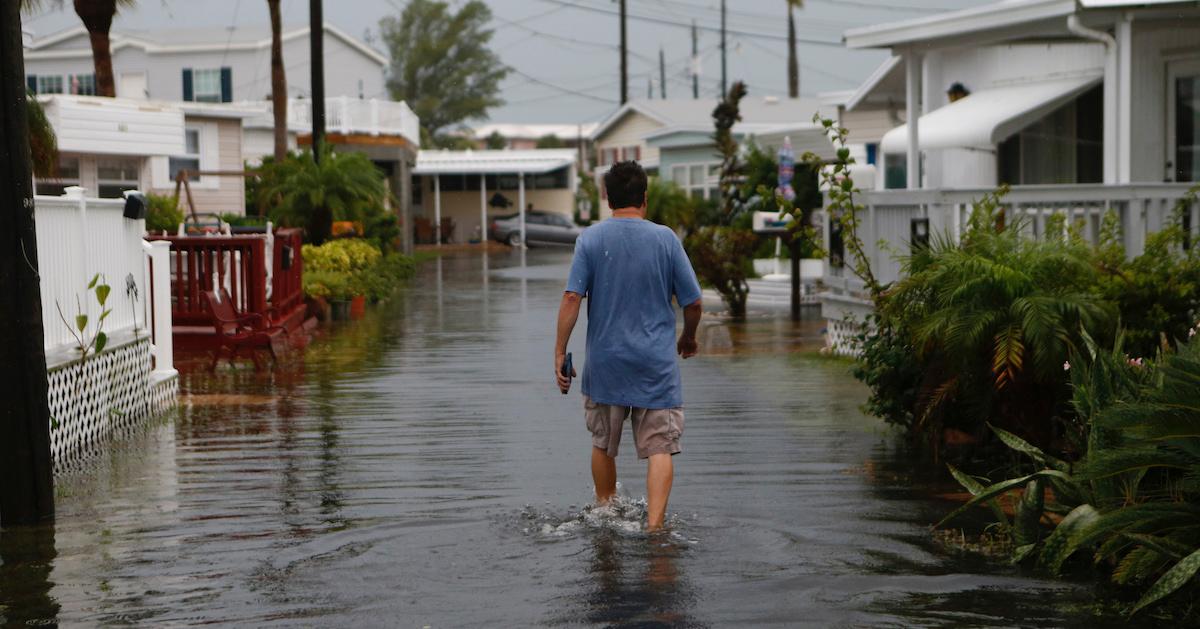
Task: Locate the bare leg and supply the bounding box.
[646,453,674,531]
[591,446,617,505]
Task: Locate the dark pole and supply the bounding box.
[0,0,55,527]
[309,0,326,163]
[791,239,802,321]
[691,20,698,99]
[659,48,666,99]
[720,0,727,97]
[619,0,628,104]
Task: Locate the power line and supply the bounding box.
[537,0,843,47]
[505,67,618,104]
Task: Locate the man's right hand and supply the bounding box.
[677,335,698,359]
[555,353,577,393]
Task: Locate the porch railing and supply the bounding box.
[821,183,1200,304]
[286,97,421,145]
[145,227,304,328]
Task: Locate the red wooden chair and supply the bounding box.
[203,288,289,371]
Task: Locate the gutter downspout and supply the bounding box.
[1067,15,1117,184]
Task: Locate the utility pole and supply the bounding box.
[619,0,628,104]
[788,1,800,99]
[0,0,55,527]
[720,0,727,97]
[691,20,699,99]
[647,76,653,100]
[659,48,666,99]
[310,0,326,162]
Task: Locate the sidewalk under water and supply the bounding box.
[1,249,1145,627]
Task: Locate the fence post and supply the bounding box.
[146,240,176,377]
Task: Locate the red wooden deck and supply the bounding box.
[146,228,311,351]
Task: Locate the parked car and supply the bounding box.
[489,210,583,247]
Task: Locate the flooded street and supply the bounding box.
[3,250,1137,627]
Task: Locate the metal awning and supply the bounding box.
[413,149,577,175]
[880,75,1101,153]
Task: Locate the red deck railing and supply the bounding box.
[146,228,305,330]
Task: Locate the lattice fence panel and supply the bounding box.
[825,318,865,358]
[46,336,176,473]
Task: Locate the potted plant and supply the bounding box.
[303,270,353,322]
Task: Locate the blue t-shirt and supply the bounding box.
[565,217,702,409]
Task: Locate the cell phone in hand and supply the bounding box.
[560,352,573,394]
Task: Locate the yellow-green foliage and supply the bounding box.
[303,238,381,275]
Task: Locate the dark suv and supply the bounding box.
[489,210,583,247]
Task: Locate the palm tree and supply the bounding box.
[266,0,287,162]
[21,0,135,97]
[787,0,801,99]
[256,147,388,245]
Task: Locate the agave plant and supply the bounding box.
[939,331,1200,617]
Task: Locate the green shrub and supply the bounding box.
[302,270,354,301]
[303,238,382,275]
[145,193,184,233]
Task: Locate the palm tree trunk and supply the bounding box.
[787,6,799,99]
[74,0,118,97]
[267,0,287,163]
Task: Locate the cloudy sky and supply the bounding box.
[22,0,987,125]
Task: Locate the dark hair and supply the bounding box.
[604,161,648,210]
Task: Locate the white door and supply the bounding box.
[118,72,147,100]
[1167,58,1200,182]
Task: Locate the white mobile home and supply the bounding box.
[821,0,1200,352]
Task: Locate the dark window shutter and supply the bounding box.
[26,75,37,94]
[182,68,193,101]
[220,67,232,102]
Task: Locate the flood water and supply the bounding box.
[2,250,1144,627]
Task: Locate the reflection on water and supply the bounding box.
[0,249,1153,627]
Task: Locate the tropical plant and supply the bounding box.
[26,95,58,178]
[645,177,695,233]
[938,331,1200,619]
[303,238,382,276]
[252,148,388,245]
[712,81,747,222]
[145,193,183,233]
[740,140,822,259]
[883,191,1112,449]
[56,273,113,359]
[380,0,509,146]
[685,226,757,318]
[302,270,353,302]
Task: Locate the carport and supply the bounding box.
[413,149,578,247]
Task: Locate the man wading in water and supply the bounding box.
[554,160,703,532]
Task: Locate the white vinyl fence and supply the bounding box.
[34,187,177,471]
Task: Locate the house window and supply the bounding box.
[37,75,63,94]
[97,157,140,198]
[169,128,202,183]
[997,85,1103,186]
[883,153,907,189]
[192,69,223,102]
[35,156,80,196]
[69,74,96,95]
[670,161,719,198]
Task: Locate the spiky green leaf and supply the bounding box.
[1130,548,1200,614]
[947,463,1008,526]
[936,470,1071,529]
[1013,478,1045,547]
[1038,504,1101,574]
[989,423,1069,472]
[87,273,99,289]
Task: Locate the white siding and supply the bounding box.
[1129,22,1200,182]
[595,111,663,165]
[43,96,184,156]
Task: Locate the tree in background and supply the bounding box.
[786,0,802,98]
[484,130,507,149]
[535,134,565,149]
[685,81,757,319]
[26,96,58,178]
[380,0,508,148]
[21,1,136,97]
[266,0,287,163]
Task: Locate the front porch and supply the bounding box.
[819,183,1200,353]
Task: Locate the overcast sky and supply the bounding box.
[22,0,988,125]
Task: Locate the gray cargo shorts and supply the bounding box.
[584,395,684,459]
